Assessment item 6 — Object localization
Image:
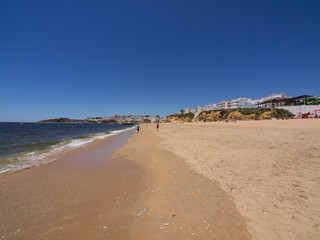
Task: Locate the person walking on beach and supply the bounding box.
[156,123,159,132]
[136,124,140,134]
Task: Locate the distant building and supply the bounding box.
[183,107,198,113]
[257,93,291,108]
[217,100,227,109]
[183,108,191,113]
[203,103,218,111]
[178,93,320,115]
[230,97,250,109]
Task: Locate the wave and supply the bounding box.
[0,126,135,175]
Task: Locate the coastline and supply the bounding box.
[113,124,251,239]
[0,129,146,239]
[1,119,319,239]
[0,123,251,240]
[0,124,135,176]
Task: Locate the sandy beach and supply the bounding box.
[0,130,146,239]
[152,119,320,239]
[1,119,320,239]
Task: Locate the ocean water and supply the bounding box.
[0,122,134,175]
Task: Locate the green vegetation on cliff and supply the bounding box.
[221,108,292,119]
[166,112,195,122]
[39,118,81,123]
[197,108,293,122]
[39,118,132,124]
[284,97,320,106]
[166,108,293,123]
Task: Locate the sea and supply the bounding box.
[0,122,134,175]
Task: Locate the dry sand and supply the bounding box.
[154,119,320,239]
[113,125,250,239]
[0,124,250,240]
[1,119,319,239]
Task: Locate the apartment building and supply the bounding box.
[181,93,293,113]
[217,100,228,109]
[230,97,249,109]
[183,107,199,113]
[203,103,218,111]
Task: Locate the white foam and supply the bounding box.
[0,168,11,174]
[67,139,94,147]
[0,126,135,175]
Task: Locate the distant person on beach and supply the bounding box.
[156,123,159,132]
[136,124,140,134]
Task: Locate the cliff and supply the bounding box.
[39,118,82,123]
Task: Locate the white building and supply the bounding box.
[217,100,228,109]
[230,97,249,109]
[203,103,218,111]
[183,107,198,113]
[258,93,289,104]
[182,93,291,113]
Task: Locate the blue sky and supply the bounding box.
[1,0,319,121]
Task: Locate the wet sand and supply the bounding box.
[2,119,316,239]
[0,130,146,239]
[113,125,250,239]
[0,124,251,239]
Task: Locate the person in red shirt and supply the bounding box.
[156,123,159,132]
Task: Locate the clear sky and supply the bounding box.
[1,0,319,122]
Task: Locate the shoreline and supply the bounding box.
[1,119,319,239]
[0,125,135,177]
[0,123,251,240]
[0,129,146,239]
[113,124,251,239]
